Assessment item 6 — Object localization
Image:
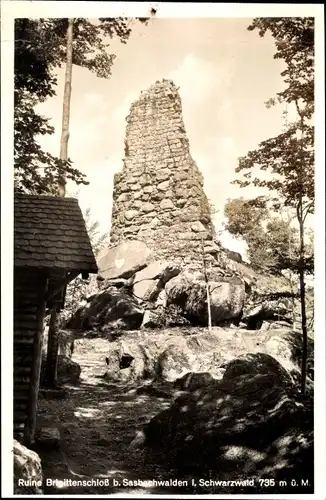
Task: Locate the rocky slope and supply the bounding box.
[64,239,314,338]
[36,324,314,495]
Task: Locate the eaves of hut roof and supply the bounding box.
[14,194,98,274]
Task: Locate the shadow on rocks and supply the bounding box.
[132,355,313,494]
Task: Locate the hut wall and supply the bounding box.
[14,269,47,444]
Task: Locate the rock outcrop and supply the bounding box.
[66,254,246,331]
[66,287,144,332]
[97,240,152,281]
[130,356,313,494]
[80,327,313,388]
[165,269,245,325]
[14,440,43,494]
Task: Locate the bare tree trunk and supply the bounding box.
[58,17,74,195]
[201,236,212,330]
[298,207,308,397]
[44,307,60,388]
[206,281,212,331]
[45,18,74,388]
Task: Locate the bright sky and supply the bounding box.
[34,16,295,257]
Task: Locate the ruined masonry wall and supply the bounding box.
[110,79,215,263]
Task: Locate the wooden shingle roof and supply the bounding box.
[14,194,98,273]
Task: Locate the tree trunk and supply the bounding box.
[44,307,60,388]
[201,236,212,330]
[45,18,74,388]
[298,211,308,397]
[58,17,74,195]
[286,212,296,326]
[296,108,308,398]
[206,281,212,331]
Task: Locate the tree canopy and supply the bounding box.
[233,17,314,213]
[63,207,108,320]
[223,198,311,273]
[14,17,148,194]
[224,197,268,237]
[231,17,315,395]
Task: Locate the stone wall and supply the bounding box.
[110,79,215,264]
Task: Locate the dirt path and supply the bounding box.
[36,352,184,495]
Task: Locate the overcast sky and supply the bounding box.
[35,16,299,255]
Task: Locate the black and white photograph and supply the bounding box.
[1,1,325,497]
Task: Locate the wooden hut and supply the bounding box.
[14,194,98,445]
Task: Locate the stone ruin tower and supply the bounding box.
[110,79,215,265]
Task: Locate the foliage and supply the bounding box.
[14,17,148,194]
[208,199,219,217]
[164,304,191,327]
[14,19,85,194]
[82,207,109,257]
[63,209,109,320]
[231,18,315,273]
[235,124,314,210]
[248,17,314,117]
[225,198,315,275]
[224,198,306,273]
[207,199,220,239]
[234,17,315,395]
[224,197,268,237]
[234,17,314,213]
[265,218,299,268]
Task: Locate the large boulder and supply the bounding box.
[66,287,144,331]
[103,334,164,383]
[165,270,245,325]
[209,281,245,324]
[164,270,203,313]
[264,330,314,372]
[56,355,81,384]
[264,330,314,395]
[260,320,292,331]
[156,343,195,382]
[14,440,43,494]
[222,352,299,398]
[133,261,180,302]
[155,330,236,382]
[222,247,243,263]
[102,329,228,384]
[97,240,152,280]
[131,360,313,493]
[242,297,293,329]
[133,278,159,302]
